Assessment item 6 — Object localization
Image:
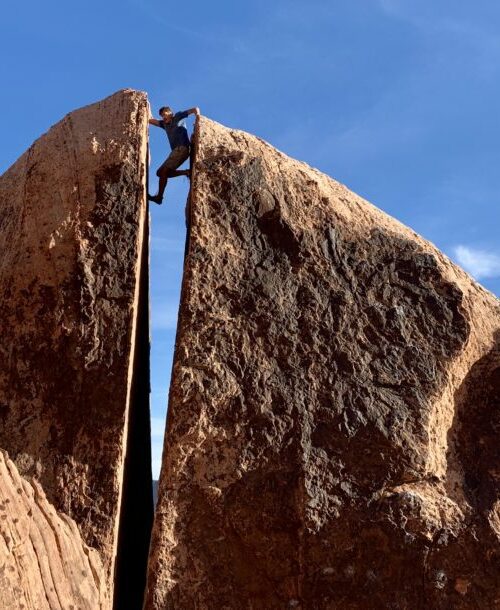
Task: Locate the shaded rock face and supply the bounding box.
[146,117,500,609]
[0,450,107,609]
[0,89,152,606]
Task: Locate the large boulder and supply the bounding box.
[0,89,152,607]
[145,117,500,609]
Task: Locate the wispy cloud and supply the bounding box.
[377,0,500,65]
[453,245,500,279]
[126,0,245,48]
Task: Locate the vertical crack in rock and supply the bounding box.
[0,89,151,608]
[113,154,153,609]
[145,117,500,609]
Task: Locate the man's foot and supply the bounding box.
[148,194,163,204]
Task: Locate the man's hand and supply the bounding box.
[187,107,200,117]
[149,118,161,127]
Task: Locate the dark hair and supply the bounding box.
[159,106,172,115]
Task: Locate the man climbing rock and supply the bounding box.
[148,105,200,204]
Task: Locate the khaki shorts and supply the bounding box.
[156,146,190,177]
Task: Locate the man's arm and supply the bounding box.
[149,118,162,127]
[176,108,201,121]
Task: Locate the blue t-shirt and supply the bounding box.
[159,110,191,150]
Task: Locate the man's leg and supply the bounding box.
[169,146,190,177]
[157,170,169,199]
[167,168,190,178]
[148,168,168,204]
[151,167,188,203]
[148,146,191,204]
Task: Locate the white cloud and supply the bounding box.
[453,245,500,279]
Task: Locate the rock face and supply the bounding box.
[145,117,500,609]
[0,450,107,609]
[0,90,152,607]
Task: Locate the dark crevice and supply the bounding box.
[113,115,199,608]
[448,332,500,512]
[113,159,154,610]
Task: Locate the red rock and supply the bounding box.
[145,117,500,609]
[1,94,498,608]
[0,449,107,609]
[0,89,152,606]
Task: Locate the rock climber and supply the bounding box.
[148,105,200,204]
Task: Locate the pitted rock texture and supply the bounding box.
[145,117,500,609]
[0,450,107,609]
[0,89,150,601]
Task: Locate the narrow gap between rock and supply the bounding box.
[113,115,199,609]
[149,112,199,504]
[113,156,154,610]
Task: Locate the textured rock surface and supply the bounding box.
[146,117,500,609]
[0,450,107,609]
[0,89,152,604]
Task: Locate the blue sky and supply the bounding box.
[2,0,499,477]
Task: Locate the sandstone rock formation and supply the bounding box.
[0,450,107,609]
[1,92,498,609]
[145,117,500,609]
[0,90,152,608]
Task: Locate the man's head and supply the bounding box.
[159,106,174,123]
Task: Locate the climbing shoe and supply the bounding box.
[148,194,163,204]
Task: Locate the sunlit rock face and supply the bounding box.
[0,449,108,609]
[1,95,498,609]
[0,89,151,606]
[145,116,500,609]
